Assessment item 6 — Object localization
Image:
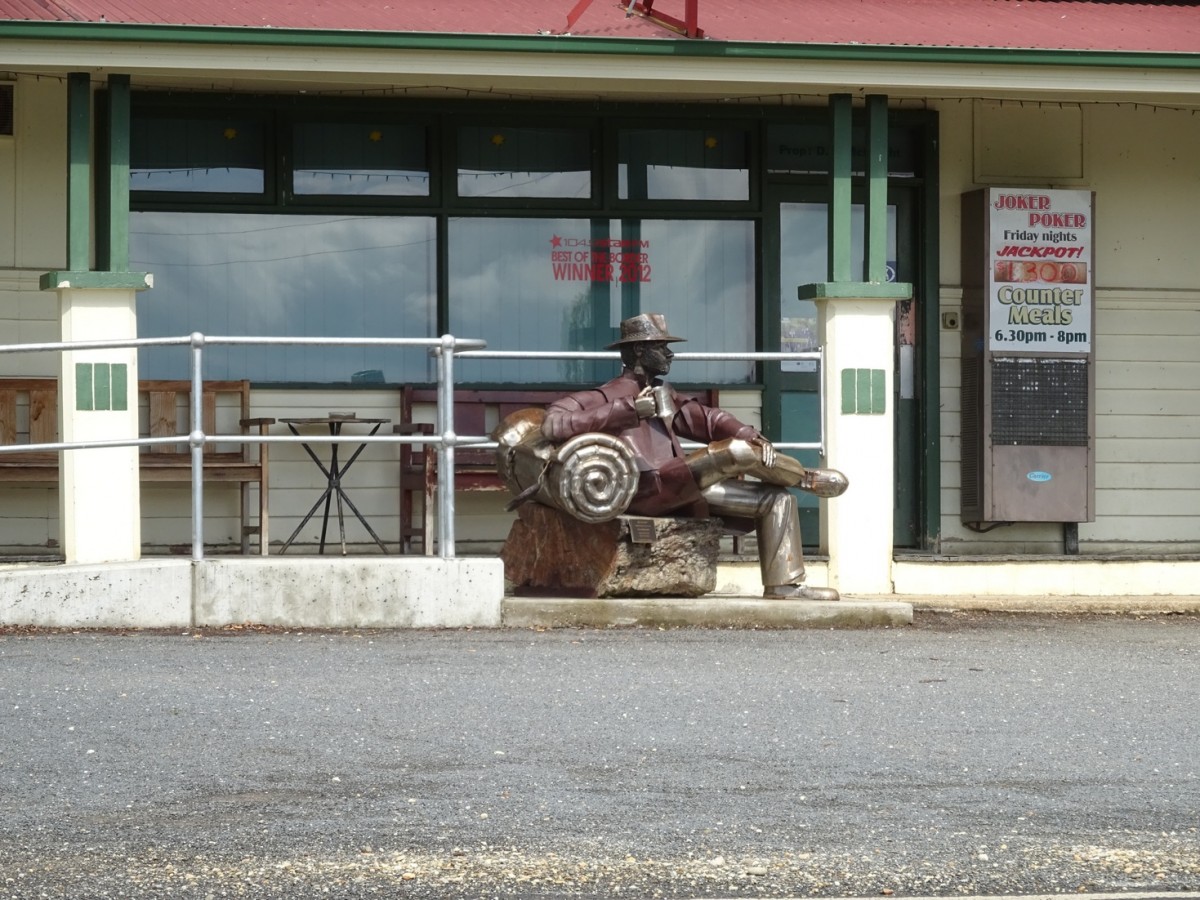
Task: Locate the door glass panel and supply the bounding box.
[780,202,897,371]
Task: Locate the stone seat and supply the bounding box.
[500,503,723,598]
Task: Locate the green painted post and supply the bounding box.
[827,94,852,283]
[106,75,131,272]
[66,72,90,273]
[865,94,889,283]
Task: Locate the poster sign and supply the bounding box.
[988,188,1092,353]
[549,234,652,283]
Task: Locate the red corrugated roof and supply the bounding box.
[0,0,1197,53]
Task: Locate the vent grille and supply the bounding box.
[0,85,10,136]
[991,357,1089,446]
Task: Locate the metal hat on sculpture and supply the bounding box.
[606,313,686,349]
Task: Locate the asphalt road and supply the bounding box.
[1,611,1198,899]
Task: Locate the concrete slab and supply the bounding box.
[0,559,191,628]
[502,595,913,629]
[0,557,506,630]
[195,557,505,628]
[911,593,1200,614]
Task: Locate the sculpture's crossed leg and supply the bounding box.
[686,437,848,497]
[686,438,848,602]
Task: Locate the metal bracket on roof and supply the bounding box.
[562,0,597,33]
[561,0,703,37]
[627,0,704,38]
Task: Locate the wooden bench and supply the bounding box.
[396,386,717,555]
[0,378,273,555]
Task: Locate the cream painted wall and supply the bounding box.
[937,100,1200,554]
[12,76,67,272]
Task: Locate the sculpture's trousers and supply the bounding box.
[700,480,805,588]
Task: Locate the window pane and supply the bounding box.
[131,116,265,193]
[779,202,896,371]
[130,213,436,383]
[293,121,429,196]
[618,128,749,201]
[448,217,754,384]
[457,125,591,199]
[449,217,608,383]
[616,219,755,384]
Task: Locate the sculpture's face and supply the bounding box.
[636,341,674,377]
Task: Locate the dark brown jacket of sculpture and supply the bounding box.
[542,370,760,517]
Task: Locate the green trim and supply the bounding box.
[827,95,852,284]
[111,363,128,411]
[840,368,856,415]
[797,281,913,301]
[67,72,90,273]
[919,117,941,551]
[106,75,131,271]
[74,362,128,411]
[0,21,1197,70]
[75,363,94,411]
[865,95,888,283]
[40,270,153,290]
[94,361,111,409]
[841,368,887,415]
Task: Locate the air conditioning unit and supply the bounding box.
[960,187,1095,525]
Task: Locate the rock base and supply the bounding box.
[501,504,721,598]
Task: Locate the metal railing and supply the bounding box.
[0,333,823,561]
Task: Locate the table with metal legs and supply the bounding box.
[278,413,391,555]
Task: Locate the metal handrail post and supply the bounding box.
[818,345,827,459]
[189,332,206,562]
[437,334,457,559]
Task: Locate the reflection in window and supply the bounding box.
[130,213,437,383]
[779,202,896,370]
[293,121,429,196]
[448,217,754,384]
[131,116,266,193]
[457,125,591,199]
[618,128,749,201]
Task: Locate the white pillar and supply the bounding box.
[43,273,151,564]
[815,288,906,595]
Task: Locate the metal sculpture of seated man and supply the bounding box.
[502,313,848,602]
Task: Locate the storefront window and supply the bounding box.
[292,121,429,196]
[448,217,754,384]
[130,213,437,383]
[618,127,749,201]
[131,116,267,194]
[457,125,592,199]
